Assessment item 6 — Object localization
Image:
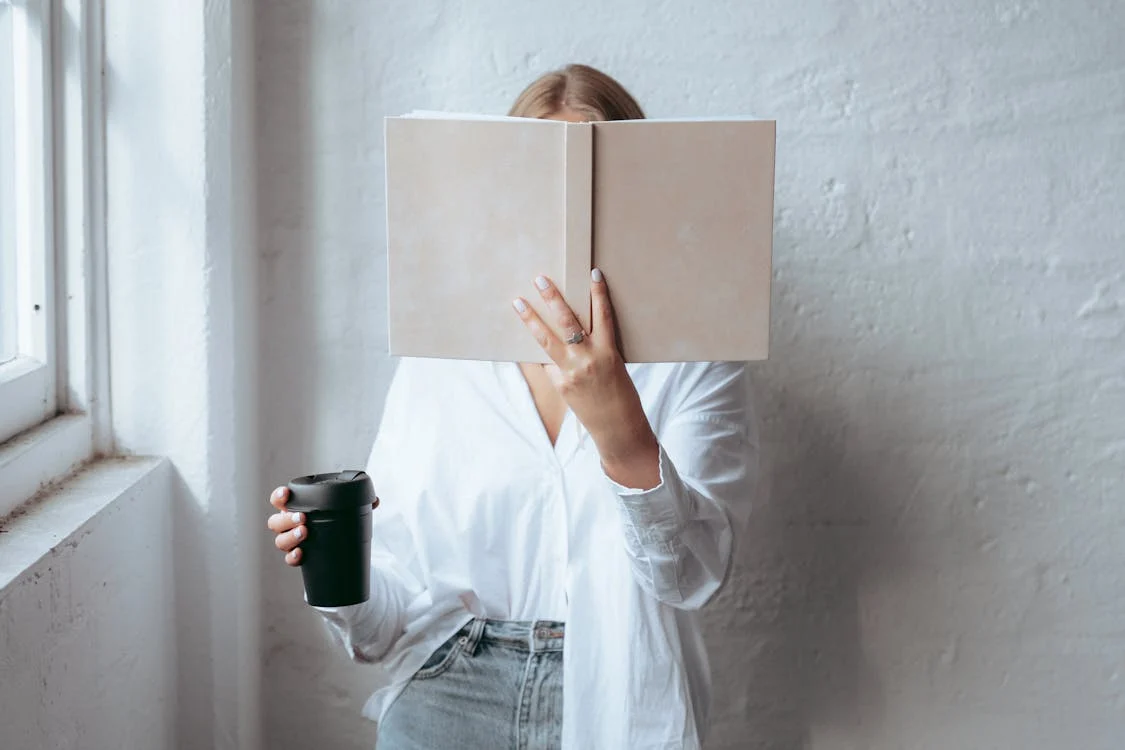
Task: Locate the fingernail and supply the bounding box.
[591,268,604,283]
[513,298,528,313]
[293,527,302,540]
[290,512,301,523]
[535,276,550,290]
[271,487,283,499]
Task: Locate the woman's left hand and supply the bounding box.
[513,270,661,490]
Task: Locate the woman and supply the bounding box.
[267,64,759,750]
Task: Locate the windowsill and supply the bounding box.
[0,413,96,518]
[0,455,169,599]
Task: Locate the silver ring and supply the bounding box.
[565,330,586,345]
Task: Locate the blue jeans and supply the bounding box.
[377,619,565,750]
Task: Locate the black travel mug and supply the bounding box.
[285,470,376,607]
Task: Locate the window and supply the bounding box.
[0,0,107,517]
[0,0,56,444]
[0,2,16,365]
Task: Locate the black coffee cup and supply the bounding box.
[286,470,376,607]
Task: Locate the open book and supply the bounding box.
[384,112,776,363]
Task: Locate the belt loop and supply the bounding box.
[462,617,487,656]
[530,620,565,652]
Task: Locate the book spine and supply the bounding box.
[563,123,593,331]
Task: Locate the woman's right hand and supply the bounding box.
[267,486,307,567]
[266,485,382,567]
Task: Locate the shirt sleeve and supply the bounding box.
[608,361,759,610]
[311,359,431,663]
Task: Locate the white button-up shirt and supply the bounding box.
[315,357,758,749]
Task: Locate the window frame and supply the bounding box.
[0,0,57,443]
[0,0,109,518]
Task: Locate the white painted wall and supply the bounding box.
[103,0,260,747]
[257,1,1125,748]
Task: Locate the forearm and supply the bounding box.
[587,380,662,491]
[612,442,741,609]
[605,362,758,609]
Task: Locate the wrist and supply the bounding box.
[597,428,661,491]
[596,425,658,466]
[584,383,653,458]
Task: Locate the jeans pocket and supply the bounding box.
[412,632,467,680]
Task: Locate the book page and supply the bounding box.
[591,119,775,362]
[400,110,550,122]
[385,116,582,362]
[628,116,767,122]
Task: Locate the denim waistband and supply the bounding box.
[456,618,566,654]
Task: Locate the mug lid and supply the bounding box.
[286,470,376,512]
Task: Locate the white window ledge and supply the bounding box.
[0,414,95,518]
[0,455,169,598]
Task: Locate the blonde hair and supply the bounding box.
[508,64,646,122]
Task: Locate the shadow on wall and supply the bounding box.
[254,3,385,749]
[255,0,320,483]
[254,0,321,694]
[705,228,922,749]
[169,470,215,745]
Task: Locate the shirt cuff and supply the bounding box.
[606,444,687,546]
[603,442,668,496]
[306,592,367,620]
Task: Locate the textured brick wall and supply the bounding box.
[257,2,1125,747]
